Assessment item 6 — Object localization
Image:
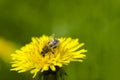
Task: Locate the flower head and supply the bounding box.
[11,35,87,78]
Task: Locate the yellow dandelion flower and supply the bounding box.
[0,38,16,62]
[11,35,87,78]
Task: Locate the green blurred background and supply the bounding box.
[0,0,120,80]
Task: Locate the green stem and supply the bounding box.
[37,67,67,80]
[43,72,57,80]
